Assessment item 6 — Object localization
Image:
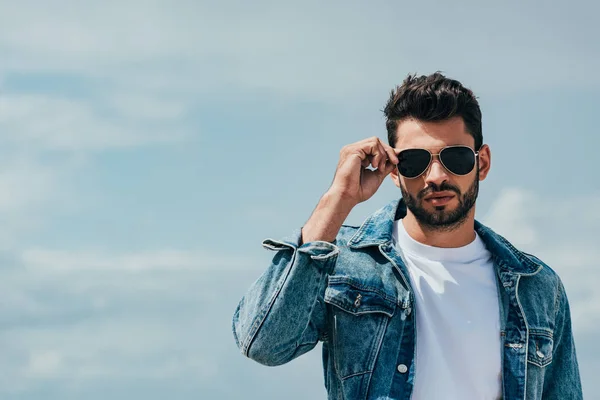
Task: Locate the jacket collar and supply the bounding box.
[348,198,541,275]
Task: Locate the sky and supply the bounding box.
[0,0,598,399]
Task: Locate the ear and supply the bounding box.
[390,164,402,188]
[477,144,491,181]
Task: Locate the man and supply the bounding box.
[232,72,582,399]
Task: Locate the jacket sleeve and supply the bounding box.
[232,229,339,366]
[542,278,583,399]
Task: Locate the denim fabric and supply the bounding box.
[232,199,582,399]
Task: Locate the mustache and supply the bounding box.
[417,182,461,200]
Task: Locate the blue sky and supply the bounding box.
[0,0,598,399]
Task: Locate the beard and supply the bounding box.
[399,169,479,231]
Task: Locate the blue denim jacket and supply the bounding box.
[232,199,582,399]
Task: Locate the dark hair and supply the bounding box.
[383,72,482,149]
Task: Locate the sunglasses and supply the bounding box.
[397,145,479,178]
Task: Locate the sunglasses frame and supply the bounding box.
[397,145,480,179]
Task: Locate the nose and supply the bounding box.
[423,158,450,187]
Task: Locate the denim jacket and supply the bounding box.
[232,199,582,399]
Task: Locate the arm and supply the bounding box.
[232,136,398,366]
[231,230,339,366]
[542,279,583,399]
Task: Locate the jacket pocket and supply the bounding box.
[324,277,396,380]
[527,329,554,368]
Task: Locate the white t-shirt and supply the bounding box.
[393,220,502,400]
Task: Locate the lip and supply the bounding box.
[423,192,456,200]
[424,192,455,206]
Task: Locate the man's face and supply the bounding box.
[390,117,491,230]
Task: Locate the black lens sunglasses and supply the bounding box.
[396,145,480,179]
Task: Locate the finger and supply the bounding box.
[369,140,386,171]
[382,144,399,165]
[377,142,389,171]
[348,137,381,152]
[370,142,384,170]
[342,147,368,167]
[349,137,387,169]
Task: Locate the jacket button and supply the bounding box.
[536,350,545,358]
[397,364,408,374]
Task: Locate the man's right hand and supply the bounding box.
[300,137,399,244]
[329,136,399,206]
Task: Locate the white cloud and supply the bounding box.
[0,88,189,246]
[108,92,189,121]
[0,243,249,394]
[0,159,73,250]
[20,247,252,272]
[0,94,186,152]
[0,160,61,213]
[483,188,539,246]
[26,350,63,378]
[0,251,245,396]
[1,316,215,381]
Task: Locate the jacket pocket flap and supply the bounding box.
[324,279,396,317]
[262,238,296,251]
[527,329,554,367]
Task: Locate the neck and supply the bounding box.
[401,208,477,248]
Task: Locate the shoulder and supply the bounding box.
[522,251,560,280]
[518,250,568,311]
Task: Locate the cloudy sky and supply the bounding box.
[0,0,598,399]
